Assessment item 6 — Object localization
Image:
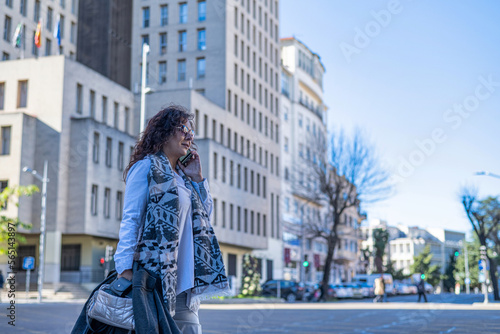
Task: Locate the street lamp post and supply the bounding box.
[140,43,151,134]
[23,160,49,303]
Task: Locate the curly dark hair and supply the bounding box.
[123,104,195,181]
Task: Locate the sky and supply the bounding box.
[280,1,500,234]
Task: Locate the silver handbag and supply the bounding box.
[87,277,135,331]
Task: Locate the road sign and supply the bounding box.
[23,256,35,270]
[464,278,471,284]
[479,272,486,283]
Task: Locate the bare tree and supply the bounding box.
[461,187,500,300]
[292,128,391,295]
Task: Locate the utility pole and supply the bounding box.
[480,245,489,303]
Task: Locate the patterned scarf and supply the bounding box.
[134,151,230,316]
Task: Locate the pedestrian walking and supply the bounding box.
[72,105,230,333]
[417,278,428,302]
[373,275,385,303]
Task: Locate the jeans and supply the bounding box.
[173,291,202,334]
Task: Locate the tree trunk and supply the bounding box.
[321,236,337,298]
[487,255,500,301]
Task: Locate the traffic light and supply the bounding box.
[302,255,309,268]
[420,274,425,280]
[454,250,460,257]
[99,257,105,267]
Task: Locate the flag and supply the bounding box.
[12,23,22,48]
[53,14,61,46]
[35,20,42,48]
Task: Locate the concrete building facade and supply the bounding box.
[1,0,78,61]
[0,56,135,285]
[130,0,282,288]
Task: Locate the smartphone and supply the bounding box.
[179,149,193,166]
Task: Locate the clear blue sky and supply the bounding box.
[280,1,500,234]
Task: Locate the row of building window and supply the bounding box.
[75,84,131,134]
[154,57,205,84]
[391,243,412,254]
[194,110,280,177]
[226,91,279,141]
[92,132,131,171]
[90,184,123,219]
[212,191,280,239]
[213,152,267,198]
[234,0,278,44]
[142,1,206,28]
[141,28,205,56]
[0,80,27,110]
[233,51,279,96]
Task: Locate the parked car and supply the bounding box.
[424,283,434,294]
[261,280,304,302]
[395,283,412,295]
[329,284,354,299]
[356,282,375,297]
[345,283,364,299]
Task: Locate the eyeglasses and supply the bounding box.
[177,124,195,138]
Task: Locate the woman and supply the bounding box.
[114,105,230,333]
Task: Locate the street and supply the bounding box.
[1,294,499,333]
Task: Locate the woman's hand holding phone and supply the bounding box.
[178,150,203,182]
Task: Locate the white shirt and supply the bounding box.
[114,157,213,295]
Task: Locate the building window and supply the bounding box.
[142,7,150,28]
[3,16,12,42]
[179,3,188,23]
[1,126,11,155]
[141,34,149,48]
[177,59,186,81]
[6,0,12,8]
[160,5,168,26]
[104,188,111,218]
[0,82,4,110]
[93,132,99,163]
[89,90,96,118]
[45,38,51,56]
[76,83,82,114]
[178,31,187,52]
[116,191,123,220]
[17,80,28,108]
[213,152,217,179]
[61,245,80,271]
[91,185,98,215]
[59,14,65,39]
[196,58,205,79]
[197,29,206,50]
[70,22,76,44]
[114,102,119,128]
[101,96,108,124]
[47,7,53,31]
[105,137,112,167]
[159,61,167,84]
[124,107,130,133]
[159,33,167,54]
[20,0,27,16]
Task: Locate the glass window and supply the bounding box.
[34,1,40,22]
[142,7,150,28]
[159,33,167,54]
[76,83,82,114]
[101,96,107,124]
[70,22,76,44]
[1,126,11,155]
[3,15,12,42]
[116,191,123,220]
[197,29,206,50]
[159,61,167,83]
[198,1,206,21]
[46,7,53,30]
[104,188,110,218]
[89,90,95,118]
[177,59,186,81]
[105,137,112,167]
[20,0,27,16]
[118,141,124,171]
[197,58,205,79]
[160,5,168,26]
[93,132,99,163]
[17,80,28,108]
[179,3,187,23]
[0,82,4,110]
[113,102,119,128]
[178,31,186,51]
[91,185,98,215]
[45,38,51,56]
